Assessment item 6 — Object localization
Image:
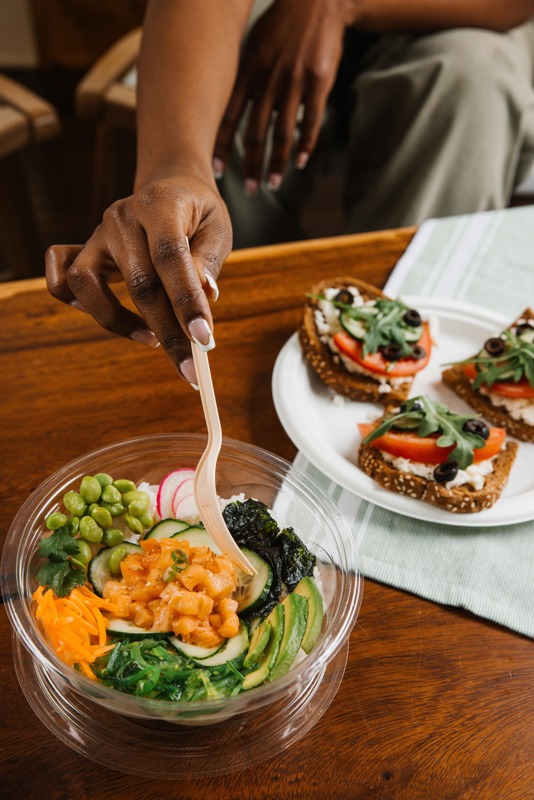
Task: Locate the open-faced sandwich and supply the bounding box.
[442,309,534,443]
[299,277,432,404]
[358,395,517,513]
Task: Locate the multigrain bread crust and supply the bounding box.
[442,307,534,443]
[358,440,518,513]
[298,277,413,404]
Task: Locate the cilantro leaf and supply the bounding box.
[36,558,86,597]
[38,528,80,562]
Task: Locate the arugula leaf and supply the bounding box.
[446,329,534,389]
[312,293,421,357]
[362,395,488,469]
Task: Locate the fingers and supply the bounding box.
[295,76,333,167]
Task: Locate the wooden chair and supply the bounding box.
[0,73,60,279]
[75,28,140,222]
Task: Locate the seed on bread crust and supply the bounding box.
[299,277,412,405]
[358,441,518,513]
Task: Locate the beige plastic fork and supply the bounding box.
[192,343,256,575]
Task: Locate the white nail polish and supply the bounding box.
[179,357,198,387]
[188,317,215,351]
[205,272,219,301]
[130,329,160,348]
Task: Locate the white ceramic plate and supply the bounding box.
[272,297,534,527]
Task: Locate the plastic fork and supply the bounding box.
[192,343,256,575]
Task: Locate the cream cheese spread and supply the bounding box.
[380,452,495,491]
[479,387,534,426]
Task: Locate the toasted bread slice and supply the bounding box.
[298,277,414,404]
[358,439,518,513]
[442,308,534,443]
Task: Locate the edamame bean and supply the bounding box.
[46,511,68,530]
[79,475,102,504]
[140,511,154,529]
[69,556,86,571]
[75,539,92,565]
[102,501,126,517]
[79,516,103,543]
[63,491,87,517]
[94,472,113,488]
[122,490,150,512]
[124,513,144,535]
[113,479,136,494]
[101,484,122,505]
[91,505,113,529]
[66,516,80,537]
[102,528,124,547]
[108,545,130,576]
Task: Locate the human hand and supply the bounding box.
[45,175,232,387]
[213,0,352,194]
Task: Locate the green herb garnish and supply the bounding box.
[363,395,488,469]
[446,330,534,389]
[163,548,189,582]
[36,528,86,597]
[312,293,421,357]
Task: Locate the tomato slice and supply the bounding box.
[358,422,506,464]
[334,323,431,377]
[463,363,534,398]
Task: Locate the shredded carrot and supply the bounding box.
[33,584,118,679]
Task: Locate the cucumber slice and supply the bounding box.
[144,518,191,539]
[235,548,273,615]
[88,543,142,597]
[170,526,221,552]
[168,636,224,660]
[106,618,170,639]
[339,312,366,340]
[189,621,249,666]
[403,324,423,342]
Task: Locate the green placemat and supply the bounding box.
[296,206,534,638]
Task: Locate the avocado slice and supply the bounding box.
[293,576,324,654]
[243,619,271,668]
[268,592,308,682]
[242,604,284,690]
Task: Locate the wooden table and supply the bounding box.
[1,228,533,800]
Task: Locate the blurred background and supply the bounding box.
[1,0,533,284]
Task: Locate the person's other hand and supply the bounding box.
[213,0,351,194]
[45,175,232,387]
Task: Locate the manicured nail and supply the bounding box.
[188,317,215,351]
[205,272,219,301]
[212,157,225,179]
[130,329,160,348]
[179,357,199,389]
[244,178,258,198]
[295,151,309,169]
[266,173,282,192]
[70,299,88,313]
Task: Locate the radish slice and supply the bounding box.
[171,477,195,518]
[174,492,199,522]
[156,469,195,518]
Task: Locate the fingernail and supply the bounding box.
[212,157,225,179]
[244,178,258,198]
[188,317,215,351]
[70,300,88,313]
[266,173,282,192]
[130,329,160,348]
[295,151,309,169]
[205,272,219,301]
[179,357,199,389]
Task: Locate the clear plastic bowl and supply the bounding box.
[2,434,363,731]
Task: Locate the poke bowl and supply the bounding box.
[2,434,362,737]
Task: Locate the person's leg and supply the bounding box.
[344,22,534,233]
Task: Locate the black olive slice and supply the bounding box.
[515,322,534,337]
[333,289,354,305]
[462,419,490,439]
[484,337,506,357]
[433,461,459,483]
[399,400,422,413]
[411,344,426,360]
[381,343,403,361]
[403,309,422,327]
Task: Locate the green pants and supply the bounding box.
[222,20,534,245]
